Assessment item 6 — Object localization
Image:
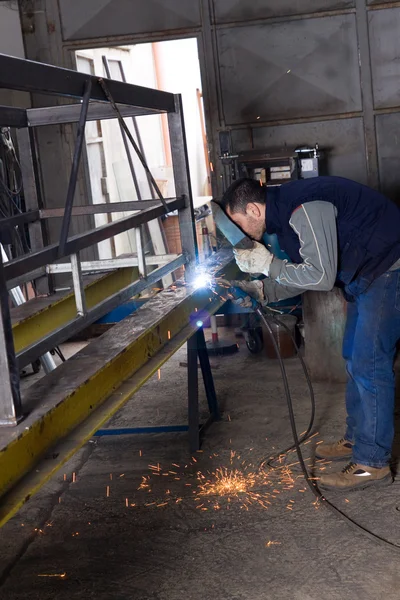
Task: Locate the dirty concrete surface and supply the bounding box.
[0,329,399,600]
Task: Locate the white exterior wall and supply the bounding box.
[153,38,208,199]
[76,39,208,258]
[0,1,24,57]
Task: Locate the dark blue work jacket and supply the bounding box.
[265,176,400,298]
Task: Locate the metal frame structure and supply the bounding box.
[0,248,236,526]
[0,52,198,427]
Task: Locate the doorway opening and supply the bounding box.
[75,38,213,265]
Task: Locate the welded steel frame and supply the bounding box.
[0,53,198,426]
[0,249,236,526]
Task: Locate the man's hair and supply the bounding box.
[220,178,266,214]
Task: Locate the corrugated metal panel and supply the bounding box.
[213,0,355,24]
[376,113,400,202]
[59,0,201,41]
[217,14,362,125]
[369,7,400,109]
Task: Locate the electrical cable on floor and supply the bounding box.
[263,316,315,468]
[257,308,400,551]
[51,346,66,362]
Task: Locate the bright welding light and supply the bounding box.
[196,320,204,328]
[193,272,212,290]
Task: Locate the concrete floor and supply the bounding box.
[1,328,400,600]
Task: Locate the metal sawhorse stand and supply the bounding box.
[95,326,220,453]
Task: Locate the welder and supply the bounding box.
[220,176,400,492]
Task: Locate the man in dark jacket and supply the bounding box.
[221,176,400,491]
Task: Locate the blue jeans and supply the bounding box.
[343,270,400,467]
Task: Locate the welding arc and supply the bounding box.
[258,310,400,552]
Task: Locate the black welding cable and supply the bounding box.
[52,346,66,362]
[263,314,315,467]
[257,309,400,552]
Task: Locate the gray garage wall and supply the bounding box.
[19,0,400,202]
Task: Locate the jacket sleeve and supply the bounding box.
[262,278,306,303]
[267,201,338,293]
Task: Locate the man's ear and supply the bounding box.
[246,202,262,219]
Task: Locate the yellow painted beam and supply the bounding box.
[11,267,139,353]
[0,317,211,527]
[0,251,237,527]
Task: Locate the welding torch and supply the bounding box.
[225,280,264,314]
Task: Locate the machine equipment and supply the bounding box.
[218,132,322,187]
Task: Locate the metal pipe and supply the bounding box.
[135,228,147,278]
[7,267,46,291]
[70,253,87,317]
[0,211,39,233]
[46,254,180,273]
[0,105,28,128]
[40,199,175,218]
[4,197,184,282]
[27,103,158,127]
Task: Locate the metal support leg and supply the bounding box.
[196,327,220,419]
[58,79,92,256]
[187,332,200,452]
[187,328,221,451]
[135,227,147,278]
[168,95,198,273]
[71,252,87,317]
[0,252,22,426]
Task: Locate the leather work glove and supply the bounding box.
[228,280,265,308]
[234,241,273,276]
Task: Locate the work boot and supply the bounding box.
[319,462,392,492]
[315,437,353,461]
